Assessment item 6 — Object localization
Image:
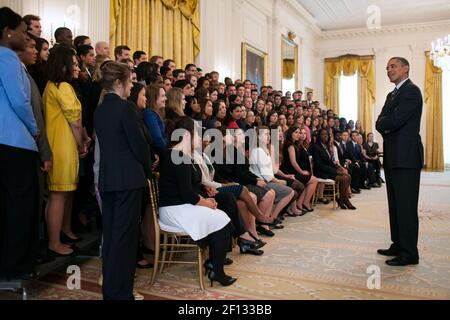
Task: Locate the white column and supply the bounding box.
[270,0,281,88]
[87,0,110,44]
[0,0,23,13]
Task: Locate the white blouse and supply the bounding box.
[249,147,275,182]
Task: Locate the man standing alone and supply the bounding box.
[376,57,424,266]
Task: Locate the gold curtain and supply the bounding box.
[424,52,444,171]
[110,0,200,68]
[324,58,341,115]
[324,55,376,132]
[283,59,295,80]
[358,57,376,134]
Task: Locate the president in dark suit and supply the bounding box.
[376,57,424,267]
[94,62,152,299]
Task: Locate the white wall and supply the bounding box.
[198,0,321,93]
[0,0,110,45]
[317,22,450,155]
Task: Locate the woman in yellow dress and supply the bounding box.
[43,46,90,257]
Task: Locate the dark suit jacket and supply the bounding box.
[310,143,337,180]
[94,93,152,193]
[347,141,364,162]
[376,79,424,169]
[334,141,346,166]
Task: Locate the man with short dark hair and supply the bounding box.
[114,45,131,62]
[306,92,314,107]
[133,51,147,67]
[23,14,42,38]
[54,27,73,47]
[273,93,282,110]
[251,89,258,103]
[185,63,197,76]
[227,84,237,97]
[173,69,185,81]
[236,84,245,100]
[376,57,424,267]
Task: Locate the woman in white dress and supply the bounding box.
[158,117,237,287]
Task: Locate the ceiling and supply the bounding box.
[296,0,450,31]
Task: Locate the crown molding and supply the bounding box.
[278,0,322,35]
[320,20,450,40]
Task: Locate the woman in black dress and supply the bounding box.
[281,126,318,212]
[363,132,382,184]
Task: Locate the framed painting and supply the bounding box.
[241,42,268,88]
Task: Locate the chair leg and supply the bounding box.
[150,241,160,286]
[198,248,205,291]
[167,236,176,267]
[333,185,337,210]
[160,233,168,274]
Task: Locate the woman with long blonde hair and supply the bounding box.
[165,87,185,120]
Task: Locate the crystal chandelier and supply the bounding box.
[431,35,450,71]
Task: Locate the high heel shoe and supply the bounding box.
[302,205,314,212]
[238,238,264,249]
[256,225,275,237]
[204,261,213,276]
[208,271,237,287]
[338,199,348,210]
[248,234,267,248]
[238,239,264,256]
[343,198,356,210]
[204,258,234,275]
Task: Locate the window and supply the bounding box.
[282,78,296,96]
[339,72,358,123]
[443,68,450,166]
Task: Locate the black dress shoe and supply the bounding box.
[224,258,234,266]
[60,233,82,244]
[351,188,361,194]
[256,225,275,237]
[386,257,419,267]
[377,248,400,256]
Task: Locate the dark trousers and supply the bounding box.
[348,163,361,190]
[0,145,39,278]
[101,188,143,300]
[384,166,421,260]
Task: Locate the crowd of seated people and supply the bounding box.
[0,6,384,299]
